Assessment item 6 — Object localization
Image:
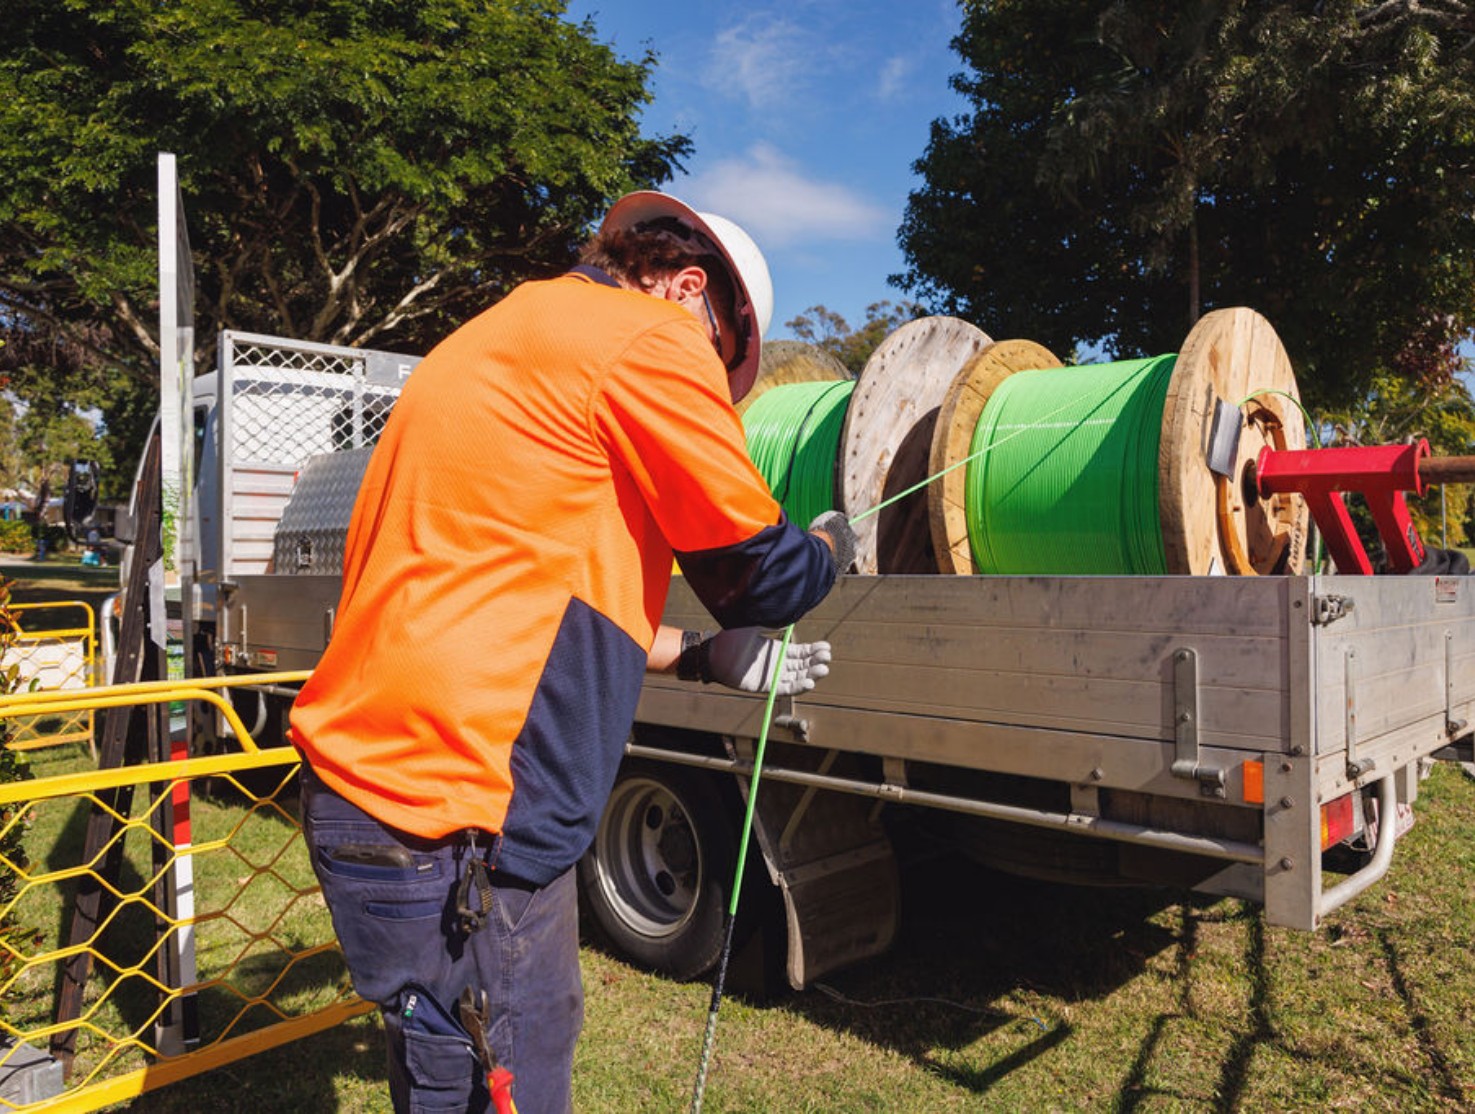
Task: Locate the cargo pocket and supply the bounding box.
[392,984,487,1114]
[402,1028,481,1113]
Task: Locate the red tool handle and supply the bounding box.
[488,1066,518,1114]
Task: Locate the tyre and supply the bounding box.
[578,760,738,980]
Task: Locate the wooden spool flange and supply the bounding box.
[839,316,992,573]
[736,340,852,417]
[927,339,1063,574]
[1160,307,1309,575]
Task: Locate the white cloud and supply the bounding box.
[708,17,814,111]
[684,143,890,248]
[705,13,925,118]
[877,54,912,102]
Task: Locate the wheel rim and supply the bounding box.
[592,776,706,939]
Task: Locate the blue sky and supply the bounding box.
[564,0,967,341]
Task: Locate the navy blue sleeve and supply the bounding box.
[674,513,837,629]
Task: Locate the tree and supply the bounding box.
[785,300,926,375]
[898,1,1475,411]
[11,408,104,520]
[0,336,112,516]
[0,0,690,493]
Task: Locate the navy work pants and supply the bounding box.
[300,763,582,1113]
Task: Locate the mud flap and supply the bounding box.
[727,737,900,989]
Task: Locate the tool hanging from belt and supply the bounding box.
[459,987,518,1114]
[456,830,494,934]
[453,833,518,1113]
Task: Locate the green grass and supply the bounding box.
[0,556,119,613]
[87,763,1475,1113]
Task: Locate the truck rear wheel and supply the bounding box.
[579,761,737,980]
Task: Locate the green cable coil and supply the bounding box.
[965,355,1177,575]
[742,381,855,528]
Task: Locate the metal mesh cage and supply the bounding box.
[218,333,415,577]
[227,342,398,464]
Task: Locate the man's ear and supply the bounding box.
[664,265,708,302]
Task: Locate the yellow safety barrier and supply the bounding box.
[0,673,369,1112]
[3,603,99,755]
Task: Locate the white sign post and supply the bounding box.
[155,152,199,1052]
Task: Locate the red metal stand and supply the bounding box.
[1255,441,1430,574]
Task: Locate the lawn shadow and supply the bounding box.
[1,556,120,613]
[735,829,1198,1102]
[120,1012,388,1112]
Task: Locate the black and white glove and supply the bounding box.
[677,628,832,694]
[808,510,857,575]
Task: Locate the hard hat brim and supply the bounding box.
[600,192,763,403]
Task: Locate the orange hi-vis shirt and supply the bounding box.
[289,267,836,884]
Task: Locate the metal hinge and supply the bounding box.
[773,708,810,742]
[1311,594,1355,626]
[1170,648,1227,798]
[1345,648,1374,779]
[1446,630,1468,737]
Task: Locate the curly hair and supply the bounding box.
[579,218,737,319]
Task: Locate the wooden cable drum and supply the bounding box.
[736,340,852,417]
[839,316,992,573]
[1160,307,1308,575]
[928,339,1064,574]
[926,306,1309,576]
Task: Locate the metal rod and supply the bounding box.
[625,743,1265,865]
[1420,454,1475,485]
[250,684,305,700]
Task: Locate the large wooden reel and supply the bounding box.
[839,317,992,573]
[1160,307,1309,575]
[926,340,1063,575]
[736,340,852,417]
[919,307,1308,576]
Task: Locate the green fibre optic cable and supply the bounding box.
[692,394,1088,1111]
[743,381,855,527]
[689,621,793,1114]
[966,355,1176,575]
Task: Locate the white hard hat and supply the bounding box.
[600,191,774,403]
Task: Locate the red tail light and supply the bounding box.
[1320,793,1356,850]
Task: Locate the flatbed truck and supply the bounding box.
[129,330,1475,990]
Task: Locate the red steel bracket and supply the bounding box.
[1255,441,1429,575]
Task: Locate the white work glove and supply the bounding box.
[680,627,832,694]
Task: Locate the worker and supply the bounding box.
[288,191,855,1114]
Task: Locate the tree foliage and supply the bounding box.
[785,300,926,375]
[0,400,102,515]
[898,1,1475,411]
[0,0,689,492]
